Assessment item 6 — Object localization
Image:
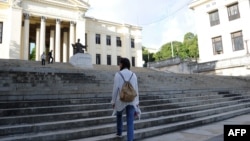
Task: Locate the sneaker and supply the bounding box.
[116,134,122,138]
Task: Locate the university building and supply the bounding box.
[189,0,250,76]
[0,0,143,67]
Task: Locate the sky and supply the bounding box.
[85,0,196,50]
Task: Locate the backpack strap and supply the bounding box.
[118,72,125,82]
[119,72,133,82]
[128,73,134,81]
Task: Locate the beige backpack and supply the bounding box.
[119,72,137,102]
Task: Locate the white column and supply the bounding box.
[49,28,55,53]
[69,21,75,58]
[76,19,85,45]
[23,13,30,60]
[63,29,68,62]
[55,19,61,62]
[39,16,46,58]
[21,22,24,60]
[35,26,40,61]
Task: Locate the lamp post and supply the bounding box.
[245,40,249,54]
[147,51,149,68]
[171,41,174,57]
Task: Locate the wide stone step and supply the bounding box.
[1,93,248,125]
[1,74,248,93]
[0,98,110,109]
[0,103,112,117]
[0,102,249,141]
[141,94,249,112]
[74,108,250,141]
[1,97,250,136]
[0,89,220,102]
[0,92,241,117]
[0,94,240,126]
[0,92,221,109]
[1,84,247,101]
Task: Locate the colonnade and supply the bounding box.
[22,13,81,62]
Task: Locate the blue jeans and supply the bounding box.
[116,105,135,141]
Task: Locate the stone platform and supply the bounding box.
[69,53,93,69]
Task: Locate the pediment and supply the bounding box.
[30,0,90,11]
[53,0,89,7]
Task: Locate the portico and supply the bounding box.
[0,0,89,62]
[21,15,77,62]
[20,0,87,62]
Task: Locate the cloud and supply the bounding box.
[86,0,196,49]
[86,0,121,22]
[162,18,183,43]
[161,6,196,44]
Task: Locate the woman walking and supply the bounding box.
[111,58,140,141]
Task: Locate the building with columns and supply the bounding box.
[189,0,250,76]
[0,0,143,67]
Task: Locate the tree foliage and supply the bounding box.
[154,41,183,61]
[29,47,36,60]
[152,32,198,61]
[142,46,155,67]
[183,32,199,59]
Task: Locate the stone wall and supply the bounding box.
[150,55,250,76]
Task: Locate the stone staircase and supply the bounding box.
[0,59,250,141]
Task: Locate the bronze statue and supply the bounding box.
[72,39,87,54]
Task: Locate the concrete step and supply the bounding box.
[74,108,250,141]
[1,69,249,90]
[0,92,220,109]
[0,94,236,126]
[0,92,242,117]
[0,102,249,141]
[1,96,250,136]
[0,94,243,126]
[2,87,222,100]
[0,88,248,100]
[1,86,245,101]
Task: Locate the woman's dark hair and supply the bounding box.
[120,58,130,70]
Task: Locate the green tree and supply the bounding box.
[29,47,36,60]
[142,46,155,67]
[143,32,199,63]
[154,41,183,61]
[183,32,199,59]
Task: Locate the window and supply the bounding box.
[209,10,220,26]
[107,55,111,65]
[131,38,135,48]
[106,35,111,46]
[96,54,101,64]
[116,37,122,47]
[132,57,135,67]
[96,34,101,44]
[227,3,240,21]
[231,31,244,51]
[0,22,3,43]
[117,56,121,65]
[212,36,223,55]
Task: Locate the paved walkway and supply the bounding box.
[141,113,250,141]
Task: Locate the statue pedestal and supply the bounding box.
[69,53,93,69]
